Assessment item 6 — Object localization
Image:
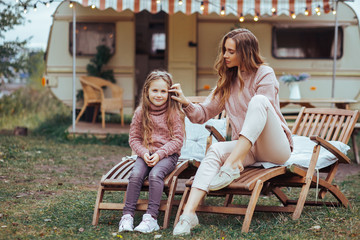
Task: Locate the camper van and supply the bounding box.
[45,1,360,114]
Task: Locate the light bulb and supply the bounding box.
[200,1,204,11]
[304,8,309,16]
[254,15,259,21]
[220,6,225,16]
[178,0,183,6]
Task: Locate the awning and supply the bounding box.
[75,0,334,17]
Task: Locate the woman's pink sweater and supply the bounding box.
[184,65,293,151]
[129,103,185,159]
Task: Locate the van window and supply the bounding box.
[69,22,115,56]
[272,26,343,59]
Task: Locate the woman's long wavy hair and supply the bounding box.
[139,70,185,149]
[213,28,265,107]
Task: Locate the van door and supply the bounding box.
[135,11,167,107]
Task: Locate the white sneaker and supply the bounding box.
[173,214,199,236]
[134,214,160,233]
[118,214,134,232]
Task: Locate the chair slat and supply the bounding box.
[320,115,332,139]
[313,114,326,137]
[304,113,315,136]
[341,111,359,143]
[297,113,310,136]
[110,161,135,180]
[332,115,345,141]
[308,114,321,136]
[338,116,351,142]
[325,115,338,141]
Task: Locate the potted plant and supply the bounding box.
[279,73,310,99]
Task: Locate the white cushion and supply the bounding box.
[255,135,350,169]
[179,117,227,161]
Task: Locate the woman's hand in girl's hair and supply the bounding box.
[148,153,160,167]
[169,83,190,107]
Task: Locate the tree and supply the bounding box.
[0,0,29,81]
[86,45,115,83]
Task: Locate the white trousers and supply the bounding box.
[192,95,291,192]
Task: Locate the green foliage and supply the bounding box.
[86,45,115,83]
[26,50,45,88]
[0,1,29,80]
[0,87,70,130]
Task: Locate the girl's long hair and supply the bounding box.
[139,70,185,149]
[213,28,265,107]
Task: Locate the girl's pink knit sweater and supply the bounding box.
[129,103,185,160]
[184,65,293,151]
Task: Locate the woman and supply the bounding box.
[169,28,293,236]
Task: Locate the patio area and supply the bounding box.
[67,121,130,138]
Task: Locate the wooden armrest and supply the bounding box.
[205,125,226,142]
[164,160,190,185]
[310,135,351,164]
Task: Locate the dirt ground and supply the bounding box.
[335,163,360,181]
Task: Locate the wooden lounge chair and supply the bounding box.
[92,96,227,229]
[174,107,359,233]
[76,76,124,128]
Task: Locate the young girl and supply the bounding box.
[118,70,185,233]
[170,28,293,235]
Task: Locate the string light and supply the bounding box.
[200,1,204,11]
[332,7,336,15]
[291,11,296,19]
[220,6,225,16]
[239,13,244,22]
[304,8,309,16]
[13,0,336,21]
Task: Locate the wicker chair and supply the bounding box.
[76,76,124,128]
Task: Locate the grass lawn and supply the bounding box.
[0,87,360,239]
[1,135,360,240]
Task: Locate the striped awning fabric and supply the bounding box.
[75,0,334,17]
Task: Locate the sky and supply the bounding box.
[2,1,61,50]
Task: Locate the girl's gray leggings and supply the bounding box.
[123,153,178,218]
